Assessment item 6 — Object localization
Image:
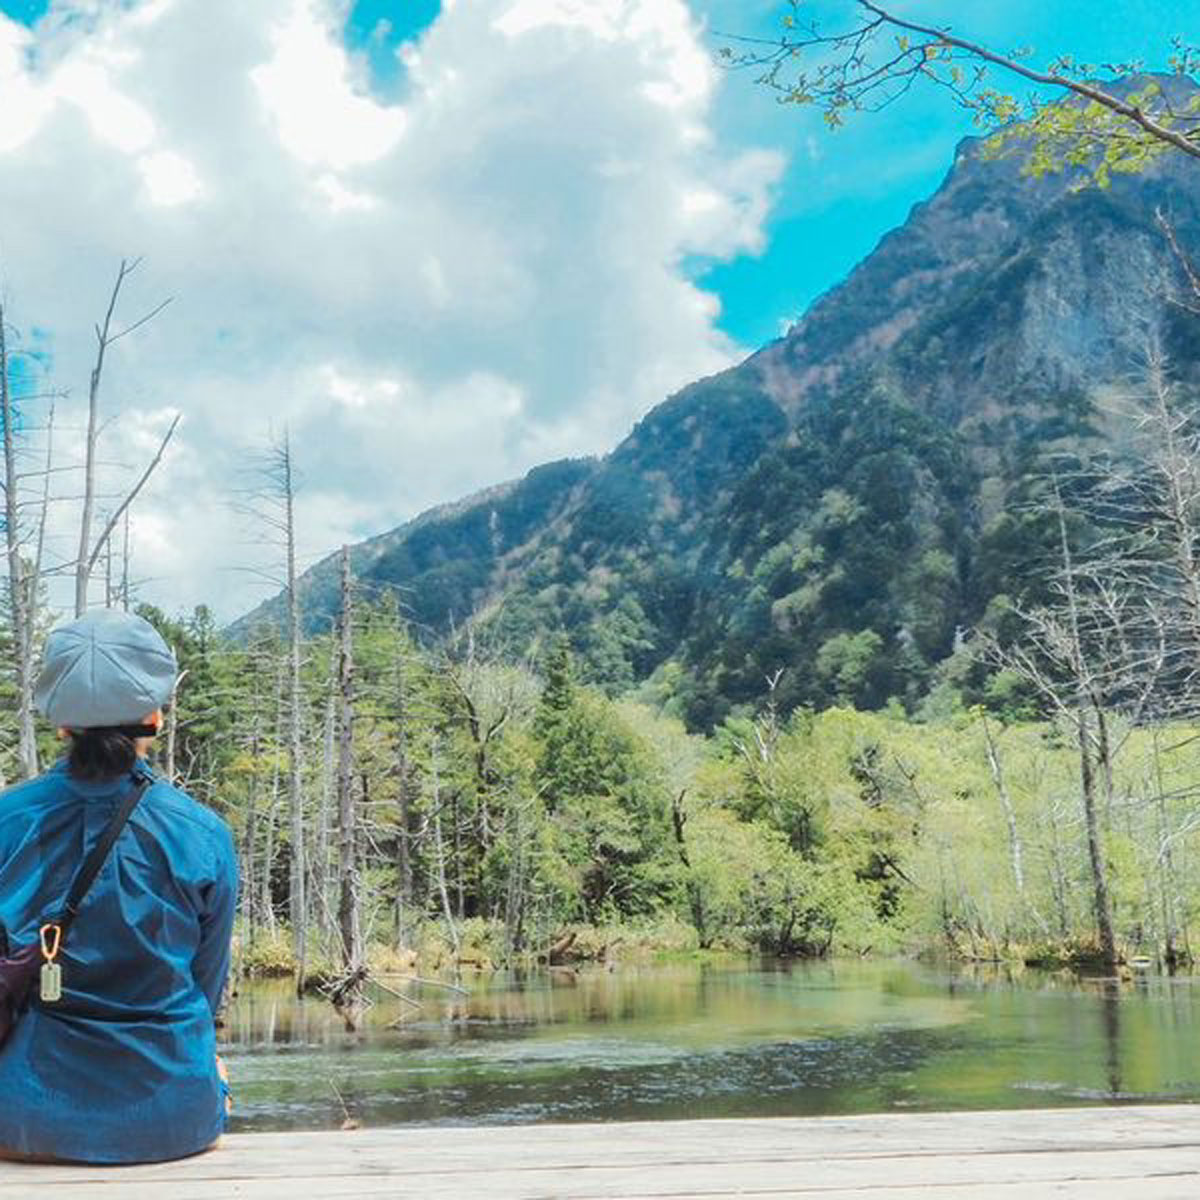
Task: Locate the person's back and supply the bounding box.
[0,610,237,1164]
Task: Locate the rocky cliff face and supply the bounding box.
[235,83,1200,725]
[758,127,1200,423]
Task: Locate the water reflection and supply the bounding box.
[1100,981,1122,1098]
[219,960,1200,1132]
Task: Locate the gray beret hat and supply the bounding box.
[34,609,178,729]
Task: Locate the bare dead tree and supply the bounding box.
[336,546,364,1015]
[980,712,1026,902]
[1148,730,1187,968]
[1156,209,1200,314]
[1087,346,1200,964]
[259,654,284,938]
[987,477,1168,971]
[1094,343,1200,711]
[315,635,337,948]
[280,433,308,995]
[429,731,459,960]
[239,637,276,954]
[74,258,175,616]
[0,300,60,782]
[501,785,541,958]
[233,433,309,989]
[393,633,418,945]
[0,295,37,778]
[31,401,55,626]
[163,668,188,784]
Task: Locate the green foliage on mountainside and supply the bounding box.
[234,127,1200,729]
[231,457,599,640]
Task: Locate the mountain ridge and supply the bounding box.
[233,85,1200,725]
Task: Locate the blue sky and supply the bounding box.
[345,0,440,90]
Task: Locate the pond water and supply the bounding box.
[218,960,1200,1132]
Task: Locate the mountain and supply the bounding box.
[230,456,599,637]
[233,77,1200,727]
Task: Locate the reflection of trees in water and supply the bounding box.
[1100,981,1122,1098]
[222,967,1200,1132]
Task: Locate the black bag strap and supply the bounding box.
[57,769,153,938]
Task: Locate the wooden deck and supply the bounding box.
[2,1105,1199,1198]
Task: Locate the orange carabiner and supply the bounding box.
[39,923,62,963]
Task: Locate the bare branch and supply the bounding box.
[107,296,174,345]
[85,413,181,576]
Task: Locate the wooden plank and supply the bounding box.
[1,1106,1198,1198]
[9,1107,1200,1181]
[3,1157,1200,1200]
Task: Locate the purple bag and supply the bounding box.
[0,939,42,1046]
[0,772,150,1051]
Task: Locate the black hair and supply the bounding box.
[66,725,155,781]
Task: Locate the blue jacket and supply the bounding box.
[0,759,238,1163]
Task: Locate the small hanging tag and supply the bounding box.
[40,961,62,1003]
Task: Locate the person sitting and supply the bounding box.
[0,608,237,1164]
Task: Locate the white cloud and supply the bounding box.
[0,20,52,151]
[314,171,377,212]
[53,59,157,151]
[0,0,783,621]
[138,148,202,204]
[251,0,407,168]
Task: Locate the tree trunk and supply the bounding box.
[393,646,415,945]
[1152,738,1182,969]
[502,800,528,958]
[316,648,336,947]
[244,711,261,953]
[165,681,178,783]
[1157,789,1180,968]
[980,714,1024,904]
[452,787,466,920]
[121,509,131,611]
[75,263,128,617]
[430,734,460,959]
[75,316,103,617]
[1078,709,1118,970]
[336,547,363,995]
[1043,802,1071,941]
[670,789,708,947]
[283,435,307,996]
[161,665,186,785]
[261,658,285,935]
[0,301,36,779]
[1052,490,1117,971]
[74,261,173,616]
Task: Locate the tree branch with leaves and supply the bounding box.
[724,2,1200,184]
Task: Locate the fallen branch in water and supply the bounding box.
[327,1077,361,1131]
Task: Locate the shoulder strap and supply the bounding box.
[58,769,153,937]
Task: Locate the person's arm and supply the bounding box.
[193,823,238,1019]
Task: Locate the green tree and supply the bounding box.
[535,633,574,736]
[734,3,1199,183]
[535,682,674,922]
